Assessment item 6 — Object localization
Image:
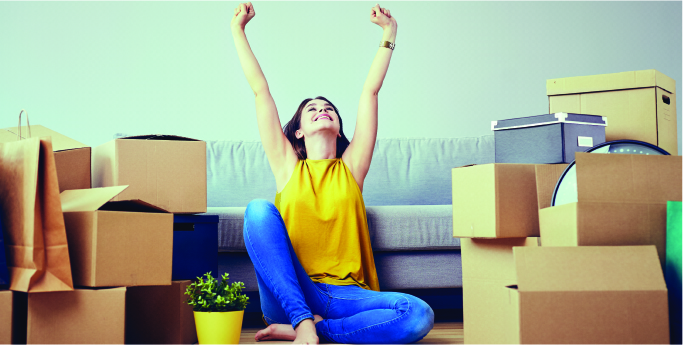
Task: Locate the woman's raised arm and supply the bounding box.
[231,2,296,183]
[342,4,397,190]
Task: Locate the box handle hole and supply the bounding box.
[173,223,195,231]
[662,94,670,105]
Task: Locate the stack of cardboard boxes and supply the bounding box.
[455,69,681,344]
[1,132,211,344]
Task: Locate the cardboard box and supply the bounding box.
[27,287,126,344]
[539,153,682,264]
[453,164,547,238]
[92,135,207,214]
[507,245,669,344]
[173,215,219,281]
[460,238,539,344]
[534,164,568,210]
[0,125,91,192]
[60,185,174,287]
[126,280,198,344]
[547,69,677,155]
[493,113,607,164]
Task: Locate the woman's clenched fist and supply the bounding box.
[370,3,396,29]
[231,2,255,31]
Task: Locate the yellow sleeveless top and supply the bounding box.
[274,158,380,291]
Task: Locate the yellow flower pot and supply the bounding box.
[194,309,245,344]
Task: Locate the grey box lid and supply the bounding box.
[492,113,607,131]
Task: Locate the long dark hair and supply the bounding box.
[282,96,350,160]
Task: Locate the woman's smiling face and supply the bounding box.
[295,99,341,139]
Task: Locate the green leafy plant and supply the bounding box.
[184,272,249,312]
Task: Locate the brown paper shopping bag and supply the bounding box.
[0,127,74,292]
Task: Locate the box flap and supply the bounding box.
[535,164,569,210]
[1,125,88,151]
[98,199,169,213]
[513,246,666,292]
[119,134,200,142]
[575,152,682,204]
[547,69,676,95]
[494,164,540,238]
[61,186,129,212]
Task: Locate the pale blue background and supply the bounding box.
[1,1,681,153]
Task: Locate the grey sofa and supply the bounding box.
[202,136,495,299]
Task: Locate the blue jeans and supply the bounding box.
[243,199,435,344]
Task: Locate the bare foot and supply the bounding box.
[293,318,318,344]
[254,315,323,343]
[255,323,297,341]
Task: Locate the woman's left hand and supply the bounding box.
[370,4,396,29]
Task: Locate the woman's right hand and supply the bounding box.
[231,2,255,32]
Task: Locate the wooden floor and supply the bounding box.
[239,321,463,344]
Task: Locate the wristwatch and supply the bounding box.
[380,41,395,50]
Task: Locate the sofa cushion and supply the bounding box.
[206,204,459,252]
[201,136,494,207]
[366,205,459,251]
[373,251,462,289]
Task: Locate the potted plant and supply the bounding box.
[185,272,249,344]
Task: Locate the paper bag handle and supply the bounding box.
[18,109,31,140]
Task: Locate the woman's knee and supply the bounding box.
[244,199,277,225]
[244,199,285,242]
[246,199,276,216]
[403,295,434,343]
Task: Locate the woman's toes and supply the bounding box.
[255,326,272,341]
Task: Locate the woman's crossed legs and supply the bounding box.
[244,199,434,344]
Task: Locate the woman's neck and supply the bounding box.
[303,133,337,160]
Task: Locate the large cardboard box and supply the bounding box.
[26,287,126,344]
[539,153,682,264]
[460,238,539,344]
[60,185,174,287]
[0,125,91,192]
[507,245,669,344]
[126,280,198,344]
[0,290,27,345]
[453,164,561,238]
[493,113,607,164]
[547,69,677,155]
[92,135,207,214]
